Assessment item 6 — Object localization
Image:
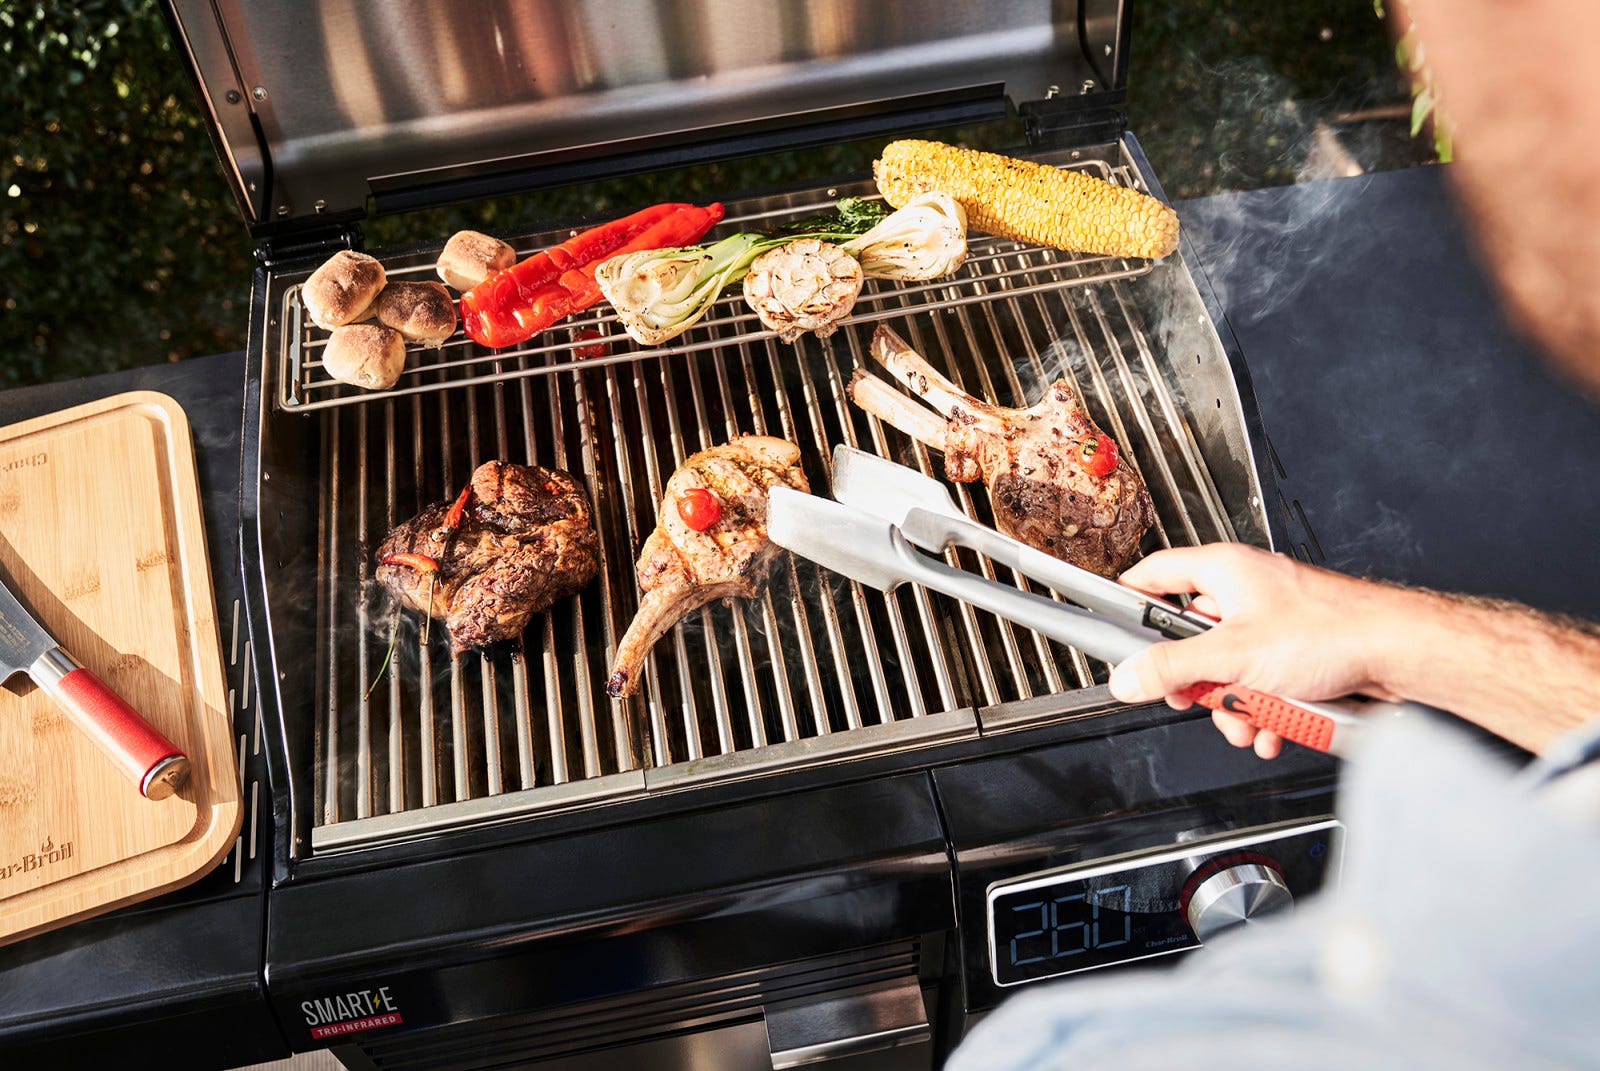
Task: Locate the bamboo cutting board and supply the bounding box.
[0,391,239,946]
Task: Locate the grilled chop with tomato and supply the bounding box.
[606,436,809,698]
[848,325,1154,577]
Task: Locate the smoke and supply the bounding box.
[1183,172,1365,332]
[1312,492,1424,576]
[1029,330,1091,390]
[1137,37,1420,330]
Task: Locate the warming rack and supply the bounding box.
[276,156,1157,413]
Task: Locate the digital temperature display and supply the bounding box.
[990,879,1194,985]
[986,821,1341,987]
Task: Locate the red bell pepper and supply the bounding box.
[461,201,725,348]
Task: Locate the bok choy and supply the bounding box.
[596,194,969,346]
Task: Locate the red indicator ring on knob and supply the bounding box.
[1177,850,1282,921]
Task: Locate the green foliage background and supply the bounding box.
[1,1,1410,389]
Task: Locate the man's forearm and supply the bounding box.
[1371,588,1600,754]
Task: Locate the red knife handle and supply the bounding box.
[38,660,191,799]
[1179,681,1338,754]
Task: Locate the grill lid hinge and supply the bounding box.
[1020,100,1129,149]
[253,225,365,271]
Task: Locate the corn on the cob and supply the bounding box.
[872,140,1180,260]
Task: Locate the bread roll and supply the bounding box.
[375,281,457,347]
[437,230,515,291]
[323,324,406,391]
[303,250,386,330]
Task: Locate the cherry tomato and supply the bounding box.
[1080,434,1119,478]
[572,327,609,361]
[677,487,722,531]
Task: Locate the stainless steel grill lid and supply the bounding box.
[162,0,1128,230]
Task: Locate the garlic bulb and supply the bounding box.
[742,239,864,344]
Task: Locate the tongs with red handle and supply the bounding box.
[767,447,1428,758]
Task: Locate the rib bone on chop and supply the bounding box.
[848,325,1155,577]
[606,436,809,698]
[375,461,599,652]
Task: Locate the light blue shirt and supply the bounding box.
[949,714,1600,1071]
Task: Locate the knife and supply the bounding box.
[768,487,1381,758]
[0,579,190,800]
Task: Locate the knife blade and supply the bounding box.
[0,578,189,800]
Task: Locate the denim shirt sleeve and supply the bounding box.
[947,712,1600,1071]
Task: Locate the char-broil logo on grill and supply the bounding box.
[302,986,403,1039]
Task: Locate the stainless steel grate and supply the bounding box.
[277,157,1155,413]
[284,145,1264,851]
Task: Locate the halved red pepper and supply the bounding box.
[380,552,440,574]
[461,201,725,348]
[442,485,471,531]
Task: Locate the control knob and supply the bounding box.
[1185,862,1293,941]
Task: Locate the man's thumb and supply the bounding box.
[1108,635,1230,704]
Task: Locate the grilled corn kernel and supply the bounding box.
[873,140,1180,260]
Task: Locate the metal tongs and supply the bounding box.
[768,445,1420,758]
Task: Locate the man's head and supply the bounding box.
[1403,0,1600,395]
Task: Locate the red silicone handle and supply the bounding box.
[1179,680,1337,753]
[49,667,187,795]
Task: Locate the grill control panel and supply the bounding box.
[986,820,1341,987]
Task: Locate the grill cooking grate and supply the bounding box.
[294,148,1246,850]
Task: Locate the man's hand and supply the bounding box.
[1107,544,1404,758]
[1107,543,1600,758]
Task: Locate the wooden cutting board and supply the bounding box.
[0,391,239,946]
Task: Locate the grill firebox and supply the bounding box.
[249,143,1270,854]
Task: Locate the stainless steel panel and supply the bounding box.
[445,1018,774,1071]
[347,943,925,1069]
[765,976,930,1069]
[169,0,1106,221]
[162,0,268,223]
[1081,0,1129,94]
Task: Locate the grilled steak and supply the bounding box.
[848,325,1155,577]
[375,461,599,651]
[606,436,809,698]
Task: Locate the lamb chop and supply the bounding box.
[375,460,599,652]
[848,325,1155,577]
[606,436,809,698]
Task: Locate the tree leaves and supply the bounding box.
[1125,0,1414,200]
[2,0,1426,389]
[1,0,252,387]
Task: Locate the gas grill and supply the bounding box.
[160,1,1343,1067]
